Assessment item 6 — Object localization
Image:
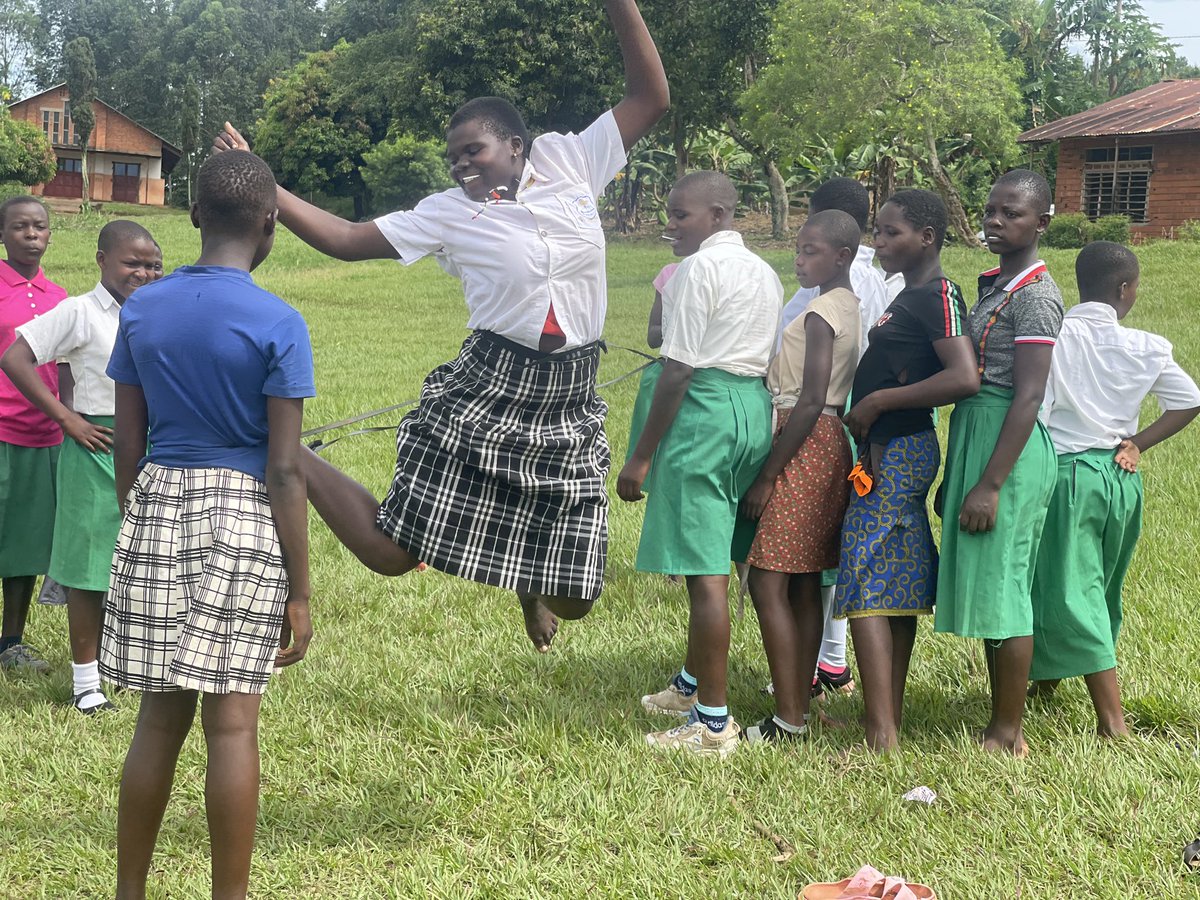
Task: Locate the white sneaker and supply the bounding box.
[645,717,741,758]
[640,681,698,717]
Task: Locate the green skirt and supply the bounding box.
[1029,449,1142,680]
[636,368,771,575]
[0,441,59,578]
[48,416,122,592]
[626,360,661,463]
[933,386,1056,640]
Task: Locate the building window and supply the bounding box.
[1081,144,1152,224]
[57,158,82,173]
[41,109,62,144]
[113,162,141,178]
[63,106,73,146]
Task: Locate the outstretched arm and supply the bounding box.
[607,0,670,151]
[212,123,398,262]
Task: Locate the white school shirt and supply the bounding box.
[780,245,890,360]
[659,231,783,377]
[373,111,627,352]
[16,282,120,415]
[1042,302,1200,453]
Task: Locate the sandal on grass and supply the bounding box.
[1184,835,1200,870]
[801,865,936,900]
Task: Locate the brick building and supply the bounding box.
[1018,79,1200,239]
[7,84,181,206]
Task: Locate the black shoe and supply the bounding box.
[815,664,855,696]
[72,688,117,715]
[742,716,806,744]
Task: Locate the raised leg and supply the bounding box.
[300,448,420,576]
[515,594,594,653]
[116,690,199,900]
[201,692,265,900]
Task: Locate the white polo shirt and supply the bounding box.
[660,231,783,377]
[1042,302,1200,453]
[780,245,890,360]
[373,111,627,352]
[17,282,121,416]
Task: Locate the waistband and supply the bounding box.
[473,330,602,362]
[957,384,1014,409]
[775,401,843,417]
[688,367,770,390]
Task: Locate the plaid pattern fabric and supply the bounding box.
[377,331,609,600]
[100,463,288,694]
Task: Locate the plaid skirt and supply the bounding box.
[100,463,289,695]
[377,331,609,600]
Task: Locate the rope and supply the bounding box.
[304,344,657,455]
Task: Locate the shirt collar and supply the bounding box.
[92,281,121,310]
[978,260,1047,295]
[698,230,745,251]
[0,259,49,290]
[1065,301,1118,324]
[855,245,875,265]
[516,157,547,195]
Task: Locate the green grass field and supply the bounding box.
[3,208,1199,899]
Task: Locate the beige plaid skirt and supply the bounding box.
[100,463,288,694]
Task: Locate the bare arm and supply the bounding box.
[57,362,74,410]
[844,336,980,443]
[647,290,664,348]
[265,396,312,668]
[212,123,398,262]
[617,356,693,500]
[606,0,670,151]
[959,343,1053,534]
[1,337,113,452]
[743,315,834,520]
[1114,406,1200,472]
[113,382,149,509]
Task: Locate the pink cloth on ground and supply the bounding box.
[836,865,922,900]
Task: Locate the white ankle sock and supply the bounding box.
[72,661,106,710]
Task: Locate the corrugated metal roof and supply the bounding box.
[1018,80,1200,143]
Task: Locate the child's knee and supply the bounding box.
[540,596,594,620]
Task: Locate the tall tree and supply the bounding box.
[64,35,95,207]
[177,74,201,205]
[742,0,1023,244]
[0,0,38,96]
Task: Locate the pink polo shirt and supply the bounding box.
[0,259,66,447]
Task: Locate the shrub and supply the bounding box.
[1089,215,1130,244]
[1178,220,1200,241]
[1044,212,1089,248]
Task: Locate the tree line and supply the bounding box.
[1,0,1193,240]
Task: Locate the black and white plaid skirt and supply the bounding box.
[100,463,289,695]
[377,331,609,600]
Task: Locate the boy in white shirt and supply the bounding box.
[1031,241,1200,736]
[617,171,782,757]
[0,220,162,712]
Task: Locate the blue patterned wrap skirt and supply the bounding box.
[834,430,939,618]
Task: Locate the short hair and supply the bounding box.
[0,195,47,229]
[97,220,156,255]
[993,168,1052,215]
[803,209,861,254]
[196,150,277,234]
[885,189,949,250]
[673,170,739,214]
[448,97,532,157]
[1076,241,1138,300]
[810,177,870,233]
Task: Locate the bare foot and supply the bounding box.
[1097,719,1131,739]
[979,727,1029,757]
[519,595,558,652]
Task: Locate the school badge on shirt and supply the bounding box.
[565,193,600,227]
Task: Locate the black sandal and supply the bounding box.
[72,688,116,715]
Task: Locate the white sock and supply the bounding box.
[72,661,106,710]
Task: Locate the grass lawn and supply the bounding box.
[3,207,1200,898]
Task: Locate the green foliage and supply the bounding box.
[1089,214,1131,244]
[0,0,39,96]
[1044,211,1130,248]
[64,36,95,147]
[1044,212,1091,248]
[359,129,452,214]
[1178,220,1200,242]
[255,42,373,217]
[0,104,55,185]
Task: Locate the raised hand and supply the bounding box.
[212,121,251,154]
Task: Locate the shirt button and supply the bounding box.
[27,292,33,298]
[30,302,36,308]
